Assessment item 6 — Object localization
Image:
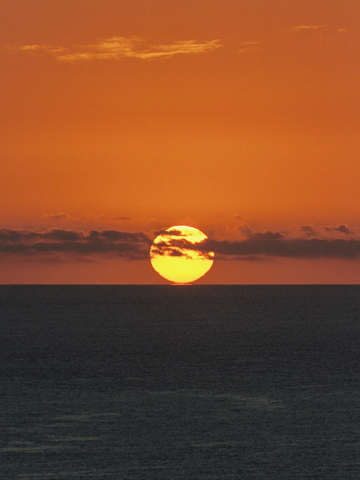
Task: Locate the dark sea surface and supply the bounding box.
[1,285,360,479]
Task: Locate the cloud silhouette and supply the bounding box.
[324,224,354,235]
[158,225,360,260]
[43,213,69,219]
[0,228,151,259]
[248,231,284,241]
[299,225,317,237]
[153,228,184,237]
[238,223,283,241]
[1,226,360,261]
[196,237,360,259]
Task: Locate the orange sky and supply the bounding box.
[1,0,360,283]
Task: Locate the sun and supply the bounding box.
[150,225,214,284]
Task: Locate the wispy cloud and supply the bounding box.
[292,25,325,32]
[238,41,261,54]
[20,44,48,52]
[290,25,347,37]
[19,44,67,55]
[16,37,222,62]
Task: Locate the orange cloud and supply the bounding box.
[291,25,326,32]
[16,37,223,61]
[290,25,347,37]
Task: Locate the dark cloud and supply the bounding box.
[169,249,186,257]
[249,231,283,241]
[1,227,360,261]
[0,229,40,242]
[0,228,151,259]
[197,237,360,259]
[238,224,283,241]
[154,229,184,237]
[300,225,317,236]
[113,216,132,221]
[149,226,360,261]
[44,213,69,219]
[0,229,24,242]
[99,230,150,243]
[44,229,82,241]
[324,224,354,235]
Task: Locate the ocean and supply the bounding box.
[1,285,360,479]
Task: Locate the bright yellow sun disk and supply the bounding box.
[150,225,214,284]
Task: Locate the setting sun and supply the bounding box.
[150,226,214,284]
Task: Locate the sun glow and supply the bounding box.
[150,225,214,284]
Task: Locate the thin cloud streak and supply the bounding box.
[290,25,346,36]
[16,37,222,62]
[292,25,325,31]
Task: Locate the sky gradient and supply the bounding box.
[1,0,359,283]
